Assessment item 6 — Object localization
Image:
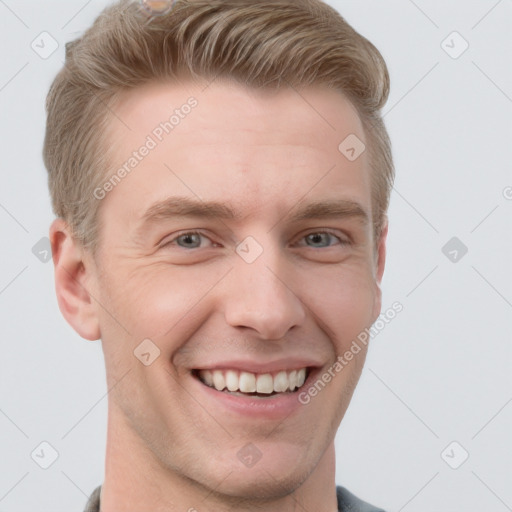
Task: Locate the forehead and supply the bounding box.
[112,79,364,148]
[101,80,371,227]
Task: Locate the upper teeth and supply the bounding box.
[198,368,307,394]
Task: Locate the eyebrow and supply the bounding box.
[288,200,369,224]
[137,196,369,231]
[140,197,238,224]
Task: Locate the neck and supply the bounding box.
[100,410,339,512]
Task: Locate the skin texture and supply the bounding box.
[50,80,387,512]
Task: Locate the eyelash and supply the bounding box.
[161,230,350,249]
[296,230,349,248]
[161,231,218,249]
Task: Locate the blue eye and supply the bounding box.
[164,231,345,251]
[160,231,220,251]
[304,232,342,248]
[175,232,203,248]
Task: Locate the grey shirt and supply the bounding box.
[84,485,386,511]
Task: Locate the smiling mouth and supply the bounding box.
[192,368,310,398]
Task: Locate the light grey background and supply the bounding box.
[0,1,511,511]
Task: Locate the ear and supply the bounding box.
[49,218,101,341]
[372,222,388,322]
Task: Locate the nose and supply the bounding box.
[223,248,306,340]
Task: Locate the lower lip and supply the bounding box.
[189,370,317,420]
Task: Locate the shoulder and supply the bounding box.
[336,486,387,512]
[83,485,101,512]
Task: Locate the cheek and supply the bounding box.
[98,261,230,340]
[302,264,377,346]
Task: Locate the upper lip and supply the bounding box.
[192,358,323,374]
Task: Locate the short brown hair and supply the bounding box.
[44,0,393,251]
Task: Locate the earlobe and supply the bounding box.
[376,223,388,284]
[372,223,388,321]
[50,219,101,341]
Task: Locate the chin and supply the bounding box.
[201,442,320,501]
[212,466,311,502]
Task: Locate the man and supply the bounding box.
[45,0,394,510]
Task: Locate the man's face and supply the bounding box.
[87,80,385,498]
